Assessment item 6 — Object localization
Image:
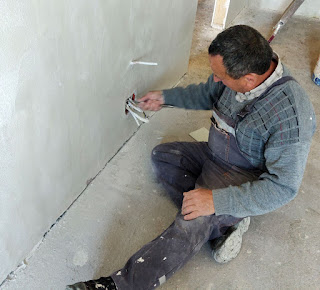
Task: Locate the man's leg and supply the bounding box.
[67,212,241,290]
[110,213,241,289]
[66,142,254,289]
[151,143,260,266]
[151,142,212,207]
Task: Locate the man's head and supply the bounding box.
[208,25,273,92]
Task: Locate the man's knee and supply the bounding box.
[151,142,191,182]
[151,143,176,166]
[151,144,170,177]
[151,142,184,161]
[151,144,163,170]
[151,143,164,159]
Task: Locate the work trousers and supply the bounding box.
[111,141,260,290]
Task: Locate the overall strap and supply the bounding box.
[237,76,297,120]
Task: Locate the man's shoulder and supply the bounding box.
[260,65,313,111]
[280,65,309,98]
[253,68,316,143]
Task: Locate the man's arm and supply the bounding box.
[181,142,312,220]
[139,75,222,111]
[163,74,221,110]
[212,142,312,218]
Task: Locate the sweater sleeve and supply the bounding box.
[212,141,312,218]
[162,75,222,110]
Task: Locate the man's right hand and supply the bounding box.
[138,91,164,111]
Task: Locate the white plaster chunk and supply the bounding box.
[163,257,167,261]
[95,283,105,289]
[7,272,17,280]
[116,271,121,276]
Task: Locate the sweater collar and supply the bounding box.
[235,52,283,103]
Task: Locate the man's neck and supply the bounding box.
[255,60,277,88]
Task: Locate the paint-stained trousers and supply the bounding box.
[110,141,260,290]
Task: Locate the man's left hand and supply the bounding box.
[182,188,215,220]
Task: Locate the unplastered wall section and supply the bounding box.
[249,0,320,19]
[0,0,198,283]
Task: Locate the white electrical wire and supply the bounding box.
[130,61,158,66]
[126,105,149,125]
[126,97,149,126]
[127,99,144,113]
[126,104,140,126]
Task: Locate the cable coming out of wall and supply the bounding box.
[125,95,149,126]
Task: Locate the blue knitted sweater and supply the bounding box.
[163,66,316,217]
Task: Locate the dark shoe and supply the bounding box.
[66,277,117,290]
[211,217,250,263]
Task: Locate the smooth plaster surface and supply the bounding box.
[2,0,320,289]
[0,0,197,283]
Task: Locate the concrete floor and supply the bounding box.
[2,1,320,289]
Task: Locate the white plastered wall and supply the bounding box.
[0,0,198,283]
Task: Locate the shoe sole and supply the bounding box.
[212,217,250,264]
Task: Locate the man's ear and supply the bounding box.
[244,73,258,90]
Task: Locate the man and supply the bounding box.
[67,25,316,290]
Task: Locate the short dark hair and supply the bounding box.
[208,25,273,79]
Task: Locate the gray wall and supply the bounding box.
[0,0,198,282]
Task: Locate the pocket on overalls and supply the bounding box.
[208,122,230,162]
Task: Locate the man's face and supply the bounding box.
[209,54,248,93]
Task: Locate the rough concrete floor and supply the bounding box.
[2,1,320,289]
